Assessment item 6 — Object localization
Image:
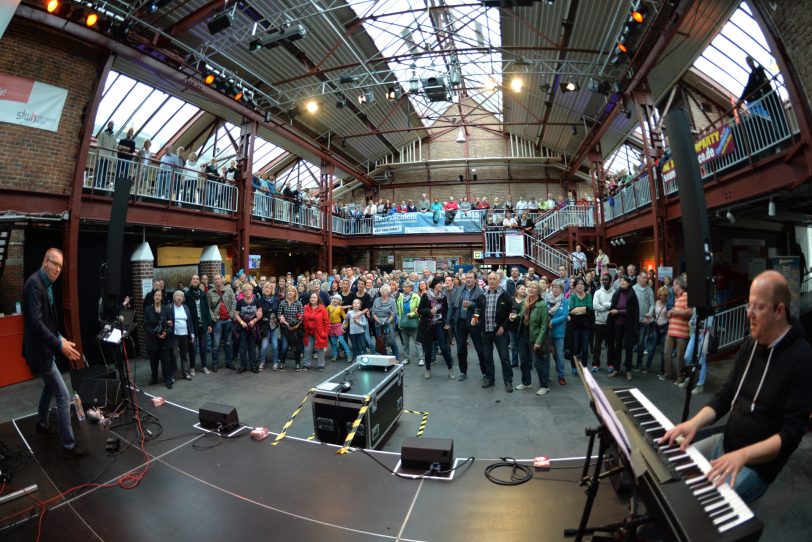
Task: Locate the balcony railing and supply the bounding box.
[713,304,749,351]
[253,192,322,229]
[604,87,797,223]
[484,229,571,275]
[332,215,374,235]
[534,205,596,239]
[84,148,238,213]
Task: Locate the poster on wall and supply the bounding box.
[505,232,524,257]
[0,73,68,132]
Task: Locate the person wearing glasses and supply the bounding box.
[662,271,812,503]
[22,248,90,458]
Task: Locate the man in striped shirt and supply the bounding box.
[662,276,691,382]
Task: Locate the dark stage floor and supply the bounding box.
[0,392,629,541]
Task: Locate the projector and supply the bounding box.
[357,355,397,368]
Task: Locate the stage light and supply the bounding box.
[46,0,59,14]
[86,11,99,27]
[264,110,273,123]
[234,90,244,102]
[305,99,319,113]
[357,90,374,106]
[339,74,357,84]
[571,124,577,136]
[560,77,578,93]
[726,210,736,223]
[147,1,159,14]
[768,198,776,217]
[249,39,262,51]
[510,76,523,93]
[386,86,400,101]
[619,238,626,245]
[204,73,216,86]
[484,77,498,92]
[616,42,628,54]
[631,7,646,24]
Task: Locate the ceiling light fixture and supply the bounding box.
[46,0,59,13]
[768,197,776,217]
[386,86,400,101]
[456,127,466,144]
[560,77,578,93]
[484,77,498,92]
[305,99,319,113]
[85,11,99,27]
[510,76,523,93]
[726,209,736,223]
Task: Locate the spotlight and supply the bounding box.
[264,110,273,123]
[484,77,498,92]
[631,5,646,24]
[234,89,244,102]
[204,73,216,86]
[147,1,159,14]
[726,210,736,223]
[339,75,357,84]
[560,77,578,93]
[610,239,617,246]
[46,0,59,14]
[619,238,626,245]
[409,75,419,94]
[207,9,234,35]
[335,98,347,109]
[249,39,263,51]
[386,86,401,101]
[616,41,628,54]
[305,99,319,113]
[358,90,374,105]
[85,11,99,27]
[510,76,523,93]
[768,198,776,217]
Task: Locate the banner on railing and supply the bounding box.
[695,125,736,165]
[0,73,68,132]
[505,232,524,257]
[372,210,482,235]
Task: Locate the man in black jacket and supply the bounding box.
[481,272,513,391]
[185,274,212,375]
[448,271,486,381]
[663,271,812,503]
[22,248,89,457]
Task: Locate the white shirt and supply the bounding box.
[592,287,615,325]
[173,304,189,336]
[572,251,587,269]
[515,199,528,210]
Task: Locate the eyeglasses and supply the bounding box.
[745,302,778,314]
[46,258,63,270]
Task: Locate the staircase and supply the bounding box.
[534,205,595,240]
[483,230,571,276]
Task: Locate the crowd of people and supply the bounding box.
[139,260,714,397]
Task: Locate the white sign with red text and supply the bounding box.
[0,73,68,132]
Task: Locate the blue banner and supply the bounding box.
[372,210,484,235]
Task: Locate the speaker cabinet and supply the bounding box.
[199,402,239,432]
[401,437,454,471]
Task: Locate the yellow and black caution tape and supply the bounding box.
[336,395,372,455]
[271,389,314,446]
[402,409,430,437]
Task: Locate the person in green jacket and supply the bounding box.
[396,281,421,365]
[517,281,551,395]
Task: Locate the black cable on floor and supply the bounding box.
[484,457,534,486]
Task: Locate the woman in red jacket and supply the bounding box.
[303,293,330,371]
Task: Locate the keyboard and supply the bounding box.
[604,387,764,542]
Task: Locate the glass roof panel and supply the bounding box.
[147,102,199,150]
[347,0,503,126]
[252,138,287,171]
[691,1,786,101]
[275,160,326,191]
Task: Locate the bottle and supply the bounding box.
[74,392,85,421]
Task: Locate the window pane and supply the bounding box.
[148,102,199,149]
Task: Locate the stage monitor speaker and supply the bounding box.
[199,402,239,433]
[70,365,117,395]
[663,107,713,311]
[103,176,133,300]
[401,436,454,471]
[78,376,122,408]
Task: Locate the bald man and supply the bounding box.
[662,271,812,503]
[22,248,90,457]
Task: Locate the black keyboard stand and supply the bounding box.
[565,410,650,541]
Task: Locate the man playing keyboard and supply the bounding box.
[662,270,812,503]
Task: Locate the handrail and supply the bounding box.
[253,192,322,229]
[84,148,238,213]
[483,229,571,275]
[712,303,749,351]
[534,205,596,239]
[604,87,797,224]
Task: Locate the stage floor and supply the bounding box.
[0,391,630,541]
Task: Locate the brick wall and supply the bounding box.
[766,1,812,108]
[131,260,154,353]
[0,229,25,314]
[199,260,222,282]
[681,87,727,133]
[0,18,103,195]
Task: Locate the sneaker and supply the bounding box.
[558,377,566,385]
[301,366,310,372]
[402,359,410,365]
[190,368,196,377]
[515,384,532,390]
[184,373,193,380]
[63,443,91,458]
[211,366,219,373]
[625,372,632,382]
[677,379,689,388]
[692,385,704,395]
[643,350,649,356]
[251,368,259,374]
[537,387,550,396]
[607,367,615,374]
[226,365,236,371]
[448,370,455,380]
[658,374,667,381]
[166,381,173,389]
[591,366,598,373]
[272,364,280,371]
[237,367,246,374]
[607,371,620,378]
[675,376,686,386]
[641,368,648,374]
[457,373,467,381]
[295,364,301,372]
[202,367,211,375]
[317,367,325,372]
[424,371,431,379]
[331,357,338,363]
[418,359,425,366]
[505,383,513,393]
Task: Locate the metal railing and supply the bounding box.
[534,205,595,239]
[483,229,571,275]
[802,273,812,314]
[253,192,322,229]
[712,303,749,351]
[84,149,238,213]
[604,87,797,223]
[331,215,374,235]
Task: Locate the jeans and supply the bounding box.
[212,319,234,368]
[303,334,326,368]
[193,327,208,369]
[423,323,453,371]
[349,333,366,361]
[694,434,769,503]
[645,325,668,372]
[507,329,519,366]
[550,337,565,379]
[572,327,591,366]
[635,322,652,368]
[454,320,484,376]
[592,324,609,367]
[260,328,279,367]
[399,327,419,364]
[280,326,303,366]
[329,334,352,361]
[362,325,376,352]
[375,323,400,360]
[157,169,172,199]
[37,358,76,449]
[684,330,708,386]
[238,329,258,370]
[481,329,512,384]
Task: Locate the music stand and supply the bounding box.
[564,357,648,542]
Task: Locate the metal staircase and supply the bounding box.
[534,205,595,240]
